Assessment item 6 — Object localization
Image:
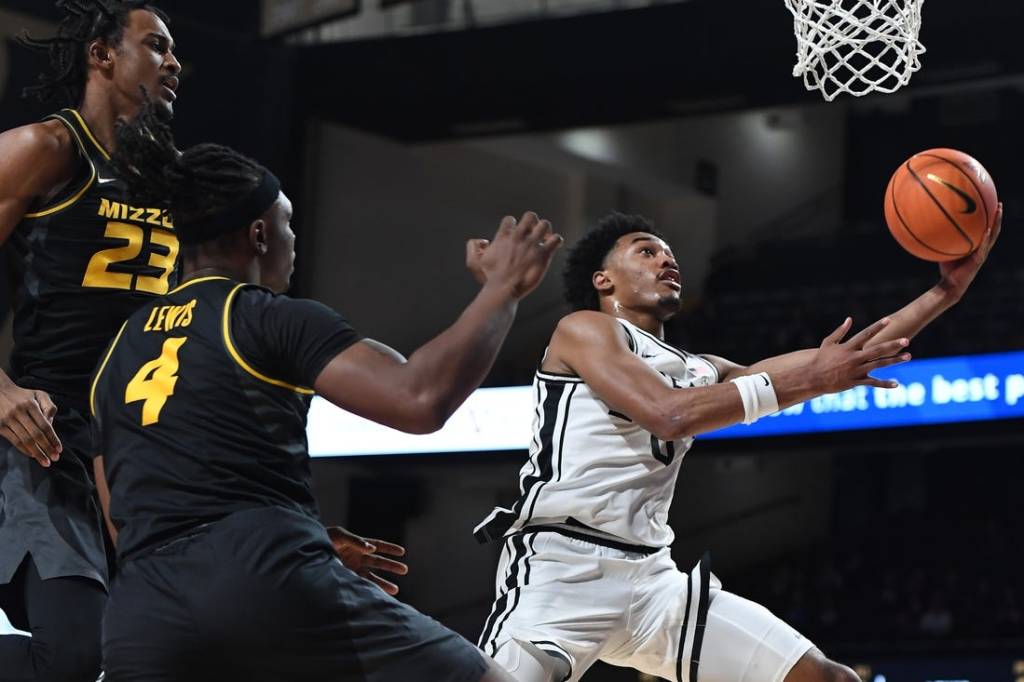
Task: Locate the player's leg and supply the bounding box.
[0,559,32,677]
[158,506,491,682]
[699,590,852,682]
[613,553,839,682]
[104,554,226,682]
[0,415,109,681]
[783,647,860,682]
[222,550,492,682]
[0,556,104,682]
[480,532,634,682]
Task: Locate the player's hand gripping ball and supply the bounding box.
[884,148,998,262]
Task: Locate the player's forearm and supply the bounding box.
[743,348,817,378]
[400,282,518,432]
[655,365,822,440]
[865,285,956,349]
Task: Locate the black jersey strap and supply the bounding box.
[56,108,111,160]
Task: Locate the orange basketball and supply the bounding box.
[883,148,998,262]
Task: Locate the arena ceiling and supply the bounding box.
[4,1,1022,141]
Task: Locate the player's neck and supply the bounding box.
[76,92,125,154]
[607,305,665,339]
[181,256,258,287]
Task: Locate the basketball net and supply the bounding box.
[784,0,926,101]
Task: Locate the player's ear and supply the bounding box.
[593,269,614,294]
[88,39,115,71]
[250,219,269,256]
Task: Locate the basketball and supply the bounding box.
[883,148,998,262]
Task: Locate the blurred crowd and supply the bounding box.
[680,220,1024,363]
[726,445,1024,656]
[732,518,1022,652]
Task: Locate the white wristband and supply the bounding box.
[730,372,780,425]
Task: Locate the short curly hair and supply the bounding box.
[563,212,664,311]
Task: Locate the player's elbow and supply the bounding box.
[392,392,450,434]
[651,420,693,442]
[398,419,443,435]
[647,411,695,442]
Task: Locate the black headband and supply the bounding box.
[175,171,281,246]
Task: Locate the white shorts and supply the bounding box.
[479,531,814,682]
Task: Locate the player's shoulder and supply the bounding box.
[233,284,318,313]
[230,284,349,330]
[0,119,73,159]
[552,310,630,347]
[232,281,276,303]
[555,309,618,334]
[0,120,77,191]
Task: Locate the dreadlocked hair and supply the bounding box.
[17,0,168,105]
[562,212,664,311]
[111,96,268,237]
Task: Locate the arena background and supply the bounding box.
[1,2,1021,680]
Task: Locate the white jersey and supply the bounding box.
[475,317,719,549]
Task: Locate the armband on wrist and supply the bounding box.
[730,372,780,425]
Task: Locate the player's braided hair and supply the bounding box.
[111,96,268,238]
[17,0,168,105]
[563,212,665,311]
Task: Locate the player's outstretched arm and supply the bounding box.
[706,315,910,382]
[313,212,562,434]
[0,123,75,466]
[709,204,1002,383]
[550,313,910,440]
[864,202,1003,349]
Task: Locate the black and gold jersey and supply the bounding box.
[90,276,360,559]
[8,109,180,412]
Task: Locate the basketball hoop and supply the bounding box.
[784,0,926,101]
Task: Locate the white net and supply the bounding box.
[784,0,926,101]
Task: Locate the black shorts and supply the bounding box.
[103,507,489,682]
[0,406,107,586]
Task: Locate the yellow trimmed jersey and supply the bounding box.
[9,109,180,412]
[89,276,361,559]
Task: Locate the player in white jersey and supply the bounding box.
[475,211,1001,682]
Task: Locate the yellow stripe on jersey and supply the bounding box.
[90,321,129,417]
[167,275,230,295]
[221,283,315,395]
[22,113,97,219]
[67,109,111,161]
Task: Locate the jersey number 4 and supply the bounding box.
[82,221,179,294]
[125,337,187,426]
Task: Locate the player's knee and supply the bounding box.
[825,662,861,682]
[33,637,102,682]
[788,649,859,682]
[815,657,860,682]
